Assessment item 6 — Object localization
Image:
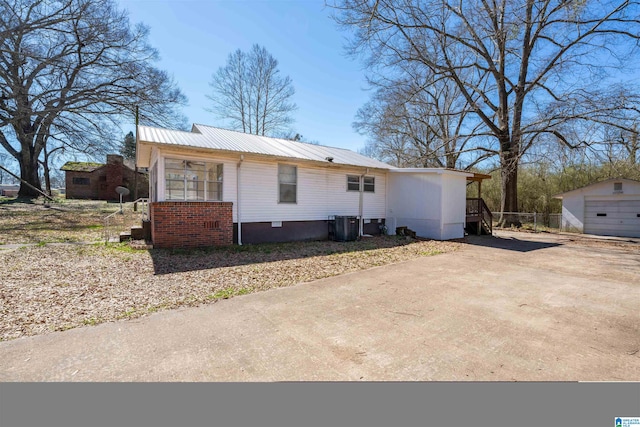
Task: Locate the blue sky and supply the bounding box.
[119,0,370,152]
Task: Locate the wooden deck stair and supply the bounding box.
[465,198,493,235]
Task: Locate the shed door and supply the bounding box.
[584,199,640,238]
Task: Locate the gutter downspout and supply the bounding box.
[237,155,244,245]
[359,168,369,237]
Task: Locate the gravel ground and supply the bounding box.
[6,198,630,343]
[0,237,461,341]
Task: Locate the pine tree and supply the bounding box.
[120,132,136,160]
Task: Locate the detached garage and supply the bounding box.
[554,178,640,238]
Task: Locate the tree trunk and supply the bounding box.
[498,144,521,227]
[18,150,42,198]
[42,161,52,196]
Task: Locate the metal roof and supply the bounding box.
[137,124,394,170]
[389,168,474,177]
[553,178,640,199]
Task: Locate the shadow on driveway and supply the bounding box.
[463,233,561,252]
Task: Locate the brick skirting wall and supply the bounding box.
[150,201,233,248]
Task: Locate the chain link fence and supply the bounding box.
[491,212,562,233]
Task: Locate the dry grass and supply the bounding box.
[0,198,141,244]
[0,198,461,341]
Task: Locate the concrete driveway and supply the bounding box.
[1,231,638,381]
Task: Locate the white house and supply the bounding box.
[136,124,480,248]
[554,178,640,238]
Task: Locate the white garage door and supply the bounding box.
[584,200,640,238]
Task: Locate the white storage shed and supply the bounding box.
[554,178,640,238]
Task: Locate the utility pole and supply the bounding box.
[133,105,139,200]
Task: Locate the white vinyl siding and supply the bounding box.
[238,160,386,222]
[154,150,387,224]
[387,170,469,240]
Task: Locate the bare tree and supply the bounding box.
[208,44,297,136]
[329,0,640,225]
[355,71,492,168]
[0,0,187,198]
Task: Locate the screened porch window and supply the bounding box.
[165,159,223,201]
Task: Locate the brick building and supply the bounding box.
[61,154,149,201]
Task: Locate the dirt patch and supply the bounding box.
[0,237,460,341]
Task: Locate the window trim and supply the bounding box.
[278,163,297,204]
[346,174,375,193]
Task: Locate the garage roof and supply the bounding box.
[553,178,640,199]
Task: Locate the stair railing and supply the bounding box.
[103,198,150,243]
[466,198,493,235]
[479,198,493,235]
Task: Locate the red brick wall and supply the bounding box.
[65,155,148,201]
[150,202,233,248]
[65,171,101,199]
[98,155,124,200]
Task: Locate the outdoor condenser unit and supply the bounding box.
[330,216,359,242]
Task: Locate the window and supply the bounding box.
[363,176,375,193]
[150,163,158,202]
[72,177,90,185]
[278,164,297,203]
[614,182,623,193]
[207,163,223,201]
[347,175,360,191]
[164,159,223,201]
[346,175,375,192]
